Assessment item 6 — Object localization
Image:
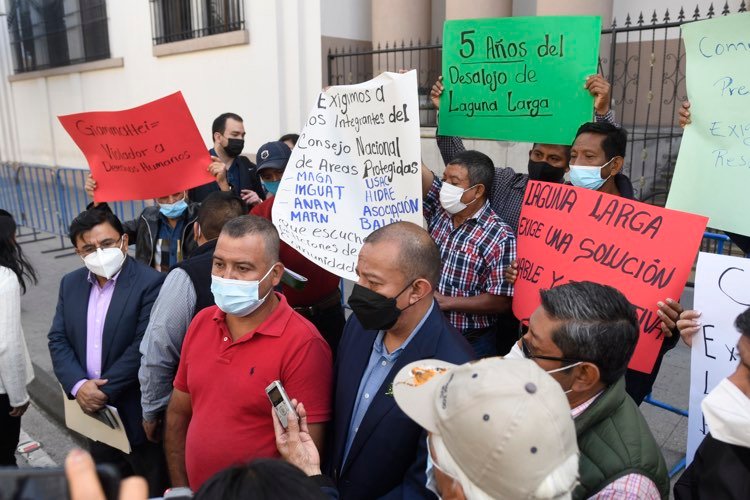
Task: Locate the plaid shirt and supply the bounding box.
[435,110,618,233]
[423,176,516,333]
[572,394,661,500]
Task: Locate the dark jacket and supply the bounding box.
[674,433,750,499]
[48,257,164,446]
[574,377,670,499]
[326,303,475,499]
[173,238,216,316]
[122,204,199,268]
[188,154,265,204]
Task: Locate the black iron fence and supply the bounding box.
[327,1,748,205]
[6,0,110,74]
[150,0,245,45]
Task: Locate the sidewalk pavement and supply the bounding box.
[16,230,692,490]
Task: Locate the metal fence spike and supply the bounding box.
[722,1,730,15]
[663,8,670,22]
[624,14,631,26]
[693,5,701,20]
[637,12,645,25]
[651,10,658,24]
[740,0,747,13]
[678,7,686,21]
[707,3,715,18]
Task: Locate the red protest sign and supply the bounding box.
[58,92,213,202]
[512,181,708,373]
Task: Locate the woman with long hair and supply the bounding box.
[0,209,37,466]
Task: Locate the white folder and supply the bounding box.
[62,387,131,454]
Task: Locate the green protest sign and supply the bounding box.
[439,16,601,144]
[666,13,750,236]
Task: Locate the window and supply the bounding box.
[6,0,110,74]
[149,0,245,45]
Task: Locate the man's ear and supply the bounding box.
[270,261,285,286]
[410,278,433,305]
[608,156,624,176]
[193,222,202,241]
[473,184,486,200]
[121,233,129,249]
[569,362,601,393]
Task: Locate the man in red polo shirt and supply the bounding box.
[164,215,333,492]
[251,141,345,356]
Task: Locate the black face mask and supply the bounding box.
[223,138,245,158]
[528,160,566,183]
[347,282,414,331]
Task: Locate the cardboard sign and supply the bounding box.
[58,92,213,202]
[272,71,423,281]
[512,181,708,373]
[667,13,750,236]
[439,16,601,144]
[687,252,749,464]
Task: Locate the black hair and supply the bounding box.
[68,207,124,247]
[278,133,300,146]
[540,281,639,385]
[736,307,750,337]
[194,459,328,500]
[574,122,628,160]
[447,150,494,196]
[212,112,244,137]
[0,210,37,294]
[363,221,441,287]
[531,143,572,161]
[221,215,280,262]
[197,191,246,241]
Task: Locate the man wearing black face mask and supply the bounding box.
[188,112,265,206]
[325,222,474,500]
[430,74,616,233]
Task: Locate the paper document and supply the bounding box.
[62,388,131,454]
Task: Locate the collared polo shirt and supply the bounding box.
[174,293,333,490]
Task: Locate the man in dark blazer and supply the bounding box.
[48,207,166,496]
[326,222,475,499]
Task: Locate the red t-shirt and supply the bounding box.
[173,294,333,490]
[251,197,341,306]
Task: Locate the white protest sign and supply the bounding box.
[687,252,750,463]
[272,71,422,281]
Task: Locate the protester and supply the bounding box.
[189,112,265,206]
[47,208,167,496]
[678,100,750,256]
[430,74,616,232]
[323,222,475,499]
[674,307,750,499]
[504,120,682,403]
[85,177,201,272]
[0,210,37,466]
[568,121,634,198]
[279,133,299,149]
[393,357,579,499]
[164,215,332,492]
[250,141,346,355]
[508,281,670,498]
[421,151,516,356]
[138,191,246,442]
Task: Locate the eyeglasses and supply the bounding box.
[518,323,589,365]
[77,236,123,257]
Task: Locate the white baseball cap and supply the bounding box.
[393,357,579,498]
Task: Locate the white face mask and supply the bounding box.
[82,242,126,280]
[702,377,750,447]
[504,341,525,360]
[439,182,478,215]
[210,265,276,317]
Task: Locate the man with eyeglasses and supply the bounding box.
[506,281,670,500]
[48,207,167,496]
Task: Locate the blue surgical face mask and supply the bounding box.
[210,265,276,317]
[569,158,615,190]
[262,180,281,196]
[159,199,188,218]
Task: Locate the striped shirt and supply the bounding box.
[423,176,516,333]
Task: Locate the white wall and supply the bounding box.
[2,0,323,166]
[321,0,372,41]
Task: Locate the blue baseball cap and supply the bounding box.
[256,141,291,172]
